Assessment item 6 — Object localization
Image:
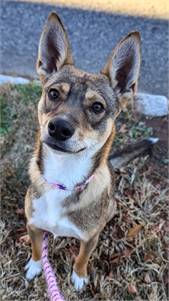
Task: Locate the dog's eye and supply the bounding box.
[48,89,60,101]
[90,102,105,114]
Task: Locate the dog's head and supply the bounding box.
[37,12,141,155]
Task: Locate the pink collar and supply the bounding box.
[44,174,95,192]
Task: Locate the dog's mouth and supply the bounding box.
[44,139,86,154]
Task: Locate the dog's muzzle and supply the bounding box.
[44,118,85,153]
[48,118,75,141]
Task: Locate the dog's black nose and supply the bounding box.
[48,119,75,141]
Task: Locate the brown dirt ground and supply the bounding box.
[0,84,168,301]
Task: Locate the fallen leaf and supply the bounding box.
[16,208,24,215]
[127,224,142,239]
[108,271,113,278]
[144,272,151,283]
[128,283,138,294]
[122,247,133,257]
[164,222,169,233]
[144,252,155,262]
[119,124,128,133]
[16,227,27,233]
[151,221,165,234]
[19,234,31,244]
[111,253,121,264]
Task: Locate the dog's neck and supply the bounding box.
[42,144,96,190]
[30,128,115,190]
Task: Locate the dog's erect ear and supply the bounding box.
[101,32,141,108]
[37,12,73,82]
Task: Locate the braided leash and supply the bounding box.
[42,232,65,301]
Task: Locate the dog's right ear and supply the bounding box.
[37,12,73,82]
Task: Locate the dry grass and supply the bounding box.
[0,83,169,301]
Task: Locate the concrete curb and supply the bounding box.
[135,93,168,117]
[0,74,30,85]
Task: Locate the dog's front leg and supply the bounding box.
[71,233,99,291]
[25,225,43,280]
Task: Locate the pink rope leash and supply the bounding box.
[42,232,65,301]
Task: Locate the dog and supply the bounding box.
[24,12,153,291]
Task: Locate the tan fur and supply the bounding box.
[73,234,99,277]
[85,89,106,107]
[25,12,141,288]
[27,225,43,261]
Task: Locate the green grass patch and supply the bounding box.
[0,82,41,137]
[15,82,41,104]
[0,94,12,135]
[114,111,153,147]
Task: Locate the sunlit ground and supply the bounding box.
[17,0,169,19]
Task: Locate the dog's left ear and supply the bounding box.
[101,32,141,109]
[37,12,73,82]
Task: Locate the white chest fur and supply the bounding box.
[29,147,93,240]
[30,189,85,239]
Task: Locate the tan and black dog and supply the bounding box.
[24,12,155,290]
